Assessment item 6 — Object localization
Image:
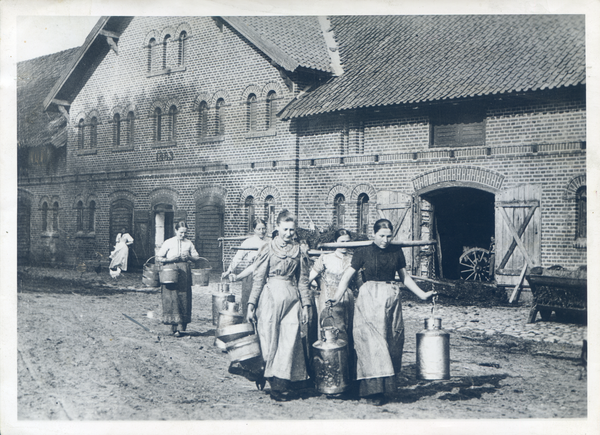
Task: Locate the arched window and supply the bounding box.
[154,107,162,142]
[264,195,275,234]
[113,113,121,147]
[126,111,135,145]
[357,193,369,235]
[76,201,84,232]
[245,196,255,233]
[77,119,85,149]
[162,34,171,70]
[168,105,177,141]
[147,38,156,72]
[89,117,98,148]
[198,102,208,138]
[52,201,59,232]
[334,194,346,229]
[88,200,96,232]
[216,98,225,135]
[178,31,187,66]
[247,94,257,131]
[41,202,48,232]
[266,91,277,130]
[576,186,586,241]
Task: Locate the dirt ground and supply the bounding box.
[17,269,587,420]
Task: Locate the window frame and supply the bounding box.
[266,91,277,131]
[245,196,256,234]
[357,193,369,235]
[76,200,84,233]
[247,94,257,132]
[430,106,486,148]
[333,193,346,229]
[574,186,586,248]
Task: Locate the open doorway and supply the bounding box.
[423,187,495,280]
[153,203,174,254]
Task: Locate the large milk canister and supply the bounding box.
[312,318,351,394]
[212,282,234,326]
[416,317,450,380]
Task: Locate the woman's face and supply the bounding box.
[254,222,267,239]
[276,220,296,243]
[176,227,187,240]
[374,228,393,249]
[336,234,351,254]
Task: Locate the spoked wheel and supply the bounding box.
[459,247,492,282]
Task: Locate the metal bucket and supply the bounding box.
[416,317,450,380]
[312,326,351,394]
[226,332,261,363]
[216,322,254,343]
[191,268,211,286]
[159,266,178,284]
[142,263,160,287]
[217,302,244,329]
[212,292,235,325]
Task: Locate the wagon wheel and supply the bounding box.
[459,248,492,282]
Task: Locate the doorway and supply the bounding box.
[153,203,174,254]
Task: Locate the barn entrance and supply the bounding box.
[421,187,495,280]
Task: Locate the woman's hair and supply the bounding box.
[121,228,127,234]
[373,219,394,235]
[276,209,297,226]
[334,228,351,242]
[252,218,267,229]
[174,221,188,231]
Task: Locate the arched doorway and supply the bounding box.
[420,187,495,280]
[196,199,224,271]
[110,199,134,260]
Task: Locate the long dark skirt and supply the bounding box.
[161,262,192,326]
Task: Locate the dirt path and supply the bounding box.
[17,274,586,420]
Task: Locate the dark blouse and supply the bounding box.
[351,243,406,282]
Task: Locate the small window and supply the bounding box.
[168,105,177,141]
[576,186,586,244]
[41,202,48,232]
[76,201,84,232]
[77,119,85,149]
[154,107,162,142]
[52,201,59,232]
[162,34,171,70]
[266,91,277,130]
[88,200,96,232]
[147,38,156,72]
[357,193,369,235]
[334,194,346,229]
[113,113,121,147]
[245,196,255,233]
[216,99,225,135]
[264,195,275,234]
[430,107,485,148]
[126,111,135,145]
[178,31,187,66]
[247,94,257,132]
[89,117,98,148]
[198,102,208,138]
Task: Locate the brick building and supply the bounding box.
[17,15,586,285]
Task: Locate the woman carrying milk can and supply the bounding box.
[156,221,201,337]
[246,210,312,402]
[331,219,435,405]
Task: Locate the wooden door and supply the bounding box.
[133,213,150,267]
[376,190,413,270]
[495,184,541,285]
[196,204,223,271]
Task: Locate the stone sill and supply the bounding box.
[77,149,97,156]
[146,66,186,78]
[41,232,59,238]
[75,232,96,239]
[198,135,225,144]
[112,146,135,153]
[150,140,177,149]
[244,129,277,139]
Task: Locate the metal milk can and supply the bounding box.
[212,282,234,325]
[312,309,351,394]
[416,297,450,380]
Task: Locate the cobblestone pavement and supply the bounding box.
[19,266,587,348]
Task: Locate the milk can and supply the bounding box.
[212,282,234,325]
[416,316,450,380]
[312,309,351,394]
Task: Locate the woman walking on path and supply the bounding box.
[109,228,133,278]
[222,218,268,317]
[156,221,201,337]
[331,219,435,405]
[246,210,312,401]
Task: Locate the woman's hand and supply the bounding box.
[326,297,340,307]
[247,303,257,323]
[301,306,309,325]
[229,273,237,282]
[221,270,231,280]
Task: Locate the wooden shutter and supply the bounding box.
[495,184,541,285]
[376,191,413,269]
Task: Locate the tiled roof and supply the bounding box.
[228,16,332,73]
[280,15,586,119]
[18,47,81,148]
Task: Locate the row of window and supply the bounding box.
[147,30,188,74]
[76,91,279,150]
[40,200,96,234]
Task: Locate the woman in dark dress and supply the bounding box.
[330,219,435,405]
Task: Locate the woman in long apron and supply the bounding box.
[108,228,133,278]
[222,218,268,317]
[156,221,201,337]
[246,210,312,402]
[331,219,435,405]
